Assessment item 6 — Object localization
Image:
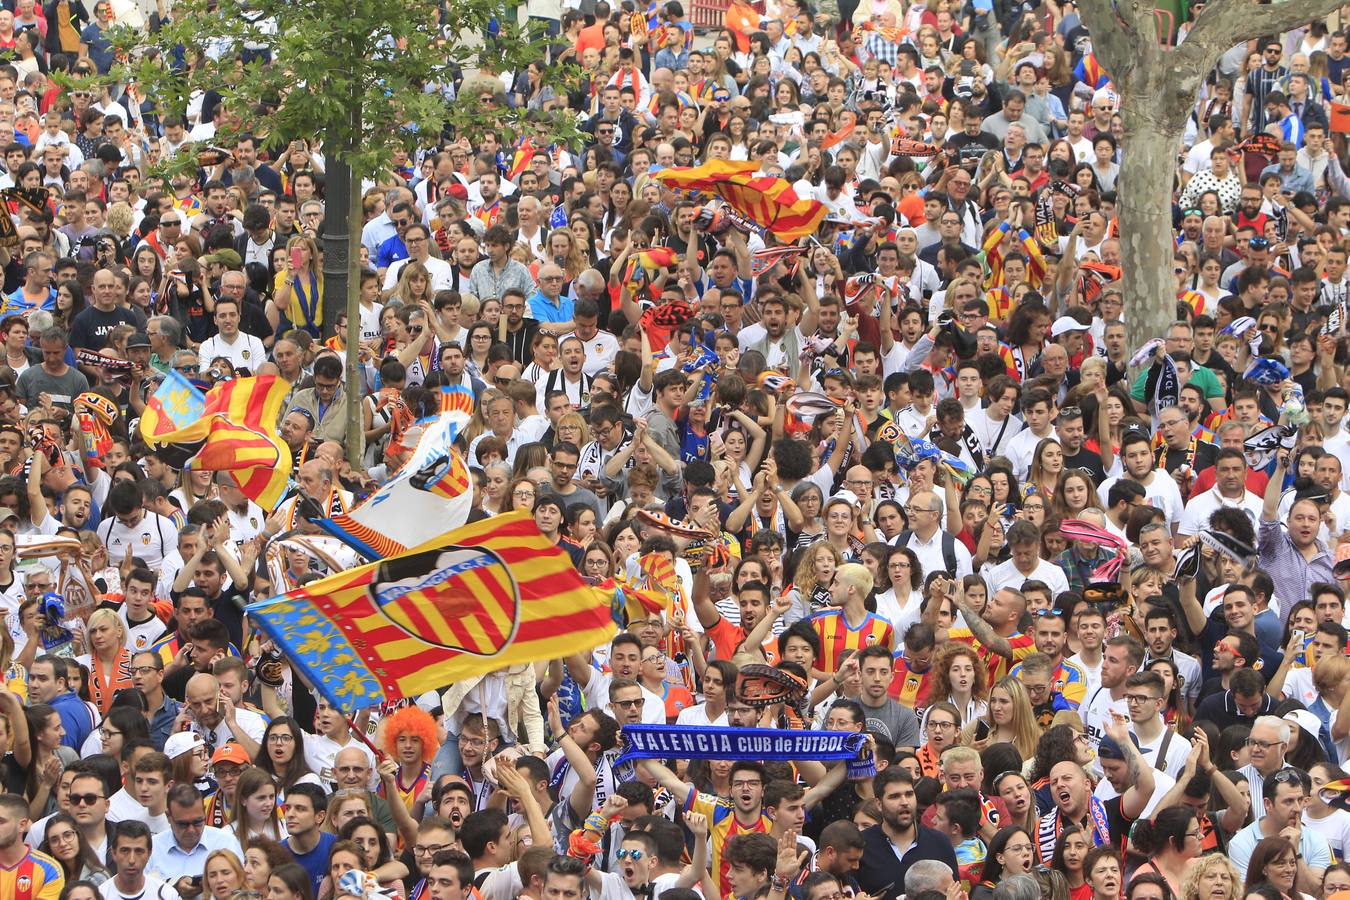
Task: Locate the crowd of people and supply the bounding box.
[3,2,1350,900]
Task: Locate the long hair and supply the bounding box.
[979,825,1032,885]
[268,862,316,900]
[973,676,1040,759]
[232,767,283,852]
[338,816,395,869]
[1243,836,1296,894]
[928,642,989,705]
[254,717,314,789]
[40,812,108,881]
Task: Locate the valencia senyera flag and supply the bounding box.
[244,510,617,708]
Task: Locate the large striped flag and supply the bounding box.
[319,385,475,559]
[653,160,826,241]
[143,375,293,510]
[245,510,617,708]
[139,369,206,443]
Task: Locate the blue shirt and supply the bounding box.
[376,233,409,271]
[528,290,574,323]
[50,690,94,750]
[0,286,56,316]
[285,831,337,896]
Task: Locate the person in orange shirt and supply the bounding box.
[692,570,781,664]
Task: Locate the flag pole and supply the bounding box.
[341,709,387,761]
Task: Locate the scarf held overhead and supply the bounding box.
[617,725,866,763]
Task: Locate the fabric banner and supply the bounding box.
[617,725,866,763]
[245,510,616,709]
[319,385,475,558]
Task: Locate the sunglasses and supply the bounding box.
[616,849,646,860]
[69,793,105,806]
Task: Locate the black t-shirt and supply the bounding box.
[69,304,148,350]
[1063,446,1107,485]
[946,131,1001,173]
[0,753,24,795]
[1160,440,1219,475]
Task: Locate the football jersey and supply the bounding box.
[949,628,1036,684]
[685,791,772,898]
[889,654,935,711]
[812,610,895,674]
[0,847,64,900]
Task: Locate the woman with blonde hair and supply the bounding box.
[554,411,591,451]
[270,234,324,337]
[204,848,247,900]
[546,228,589,283]
[81,609,132,714]
[964,675,1040,758]
[390,260,434,308]
[326,788,378,834]
[786,541,844,618]
[1179,853,1239,900]
[926,642,989,726]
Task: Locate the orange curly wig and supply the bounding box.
[381,706,438,763]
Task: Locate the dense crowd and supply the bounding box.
[4,2,1350,900]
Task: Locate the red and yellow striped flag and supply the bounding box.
[245,510,617,707]
[653,160,825,241]
[145,375,293,510]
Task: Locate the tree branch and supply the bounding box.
[1074,0,1157,87]
[1177,0,1346,70]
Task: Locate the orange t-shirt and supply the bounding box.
[707,614,780,664]
[576,23,606,55]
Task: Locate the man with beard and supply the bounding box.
[1141,607,1202,714]
[566,633,665,724]
[856,768,957,900]
[1054,406,1106,484]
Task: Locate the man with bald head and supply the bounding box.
[331,746,398,832]
[182,672,264,758]
[70,266,147,350]
[530,263,574,335]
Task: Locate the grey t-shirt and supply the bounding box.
[861,697,922,749]
[16,364,90,410]
[645,408,680,461]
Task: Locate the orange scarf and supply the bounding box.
[91,648,133,714]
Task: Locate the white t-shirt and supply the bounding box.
[96,512,180,572]
[1098,471,1185,528]
[100,876,183,900]
[198,331,268,373]
[1304,808,1350,862]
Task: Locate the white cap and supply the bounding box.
[828,489,860,508]
[1051,316,1090,337]
[1283,708,1322,740]
[164,731,205,760]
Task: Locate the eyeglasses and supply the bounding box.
[513,489,535,499]
[415,843,451,855]
[616,849,646,860]
[68,793,105,806]
[461,737,489,748]
[927,719,957,730]
[613,698,644,708]
[1245,737,1285,750]
[267,733,296,743]
[1123,692,1160,704]
[905,506,938,515]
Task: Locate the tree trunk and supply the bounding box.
[1116,98,1188,348]
[1114,60,1204,349]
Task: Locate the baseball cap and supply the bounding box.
[211,742,250,766]
[0,508,18,525]
[1284,709,1322,741]
[200,249,243,268]
[127,332,151,350]
[1051,316,1090,337]
[164,731,205,760]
